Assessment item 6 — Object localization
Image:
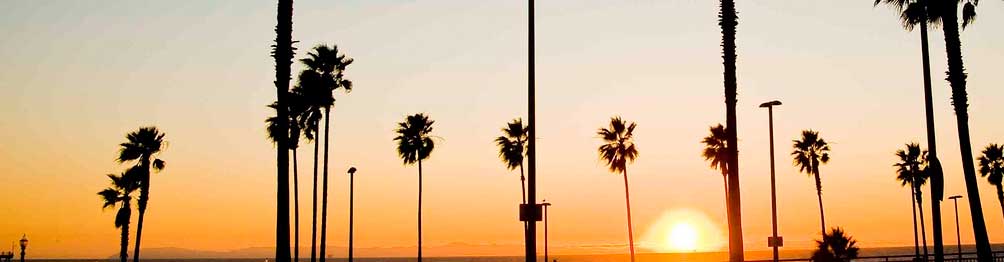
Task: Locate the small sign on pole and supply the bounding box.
[768,236,784,247]
[519,203,543,222]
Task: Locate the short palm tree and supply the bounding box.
[495,118,529,204]
[701,124,730,205]
[117,126,166,262]
[597,116,639,262]
[394,113,436,262]
[296,70,324,262]
[792,130,830,236]
[98,167,141,262]
[267,91,306,262]
[811,228,860,262]
[300,44,354,262]
[978,144,1004,220]
[894,143,929,260]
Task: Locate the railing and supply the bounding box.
[745,251,1004,262]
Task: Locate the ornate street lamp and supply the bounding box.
[18,234,27,262]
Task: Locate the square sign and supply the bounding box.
[768,236,784,247]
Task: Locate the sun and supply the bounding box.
[667,222,699,252]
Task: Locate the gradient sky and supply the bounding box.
[2,0,1004,259]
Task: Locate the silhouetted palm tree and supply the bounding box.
[895,143,929,260]
[978,144,1004,220]
[117,127,166,262]
[701,124,730,209]
[296,70,324,262]
[873,1,947,259]
[927,0,993,257]
[300,44,354,262]
[394,113,436,262]
[717,0,745,259]
[495,118,529,204]
[792,130,830,236]
[270,0,294,260]
[98,167,141,262]
[597,116,639,262]
[895,156,922,260]
[811,228,860,262]
[267,91,306,262]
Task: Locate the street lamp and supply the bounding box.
[759,100,782,262]
[18,235,27,262]
[542,200,552,262]
[949,195,963,261]
[347,167,357,262]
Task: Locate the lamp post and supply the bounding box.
[542,200,552,262]
[759,100,782,262]
[347,167,357,262]
[18,235,26,262]
[949,195,963,261]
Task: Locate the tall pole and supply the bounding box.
[950,195,963,261]
[348,167,356,262]
[526,1,538,262]
[760,100,782,262]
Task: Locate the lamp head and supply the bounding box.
[347,167,357,174]
[759,100,782,108]
[18,235,26,249]
[949,195,963,200]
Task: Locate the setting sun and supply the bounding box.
[667,222,700,252]
[641,209,725,253]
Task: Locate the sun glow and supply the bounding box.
[641,209,725,253]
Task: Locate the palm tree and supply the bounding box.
[296,70,324,262]
[811,228,860,262]
[299,44,353,262]
[873,1,947,259]
[394,113,436,262]
[117,126,166,262]
[896,158,922,260]
[895,143,929,260]
[701,124,730,206]
[717,0,744,259]
[928,0,993,257]
[270,0,294,261]
[792,130,830,236]
[98,167,141,262]
[495,118,529,204]
[597,116,639,262]
[267,91,306,262]
[978,144,1004,220]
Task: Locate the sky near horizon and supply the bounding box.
[2,0,1004,259]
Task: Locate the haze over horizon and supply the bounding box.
[2,0,1004,259]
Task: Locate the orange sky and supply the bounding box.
[1,0,1004,259]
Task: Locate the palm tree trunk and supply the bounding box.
[916,1,945,260]
[520,163,527,239]
[121,207,131,262]
[623,169,635,262]
[917,187,929,260]
[133,160,150,262]
[273,1,294,262]
[311,125,320,262]
[320,107,331,262]
[911,187,920,259]
[293,148,300,262]
[719,0,743,260]
[996,185,1004,221]
[814,172,825,235]
[418,159,423,262]
[938,1,992,260]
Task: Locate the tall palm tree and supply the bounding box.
[895,143,929,260]
[792,130,830,236]
[300,44,353,262]
[597,116,639,262]
[495,118,529,204]
[811,228,860,262]
[117,126,166,262]
[394,113,436,262]
[98,167,141,262]
[873,1,947,259]
[267,91,306,262]
[978,144,1004,220]
[270,0,294,261]
[927,0,993,257]
[717,0,744,259]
